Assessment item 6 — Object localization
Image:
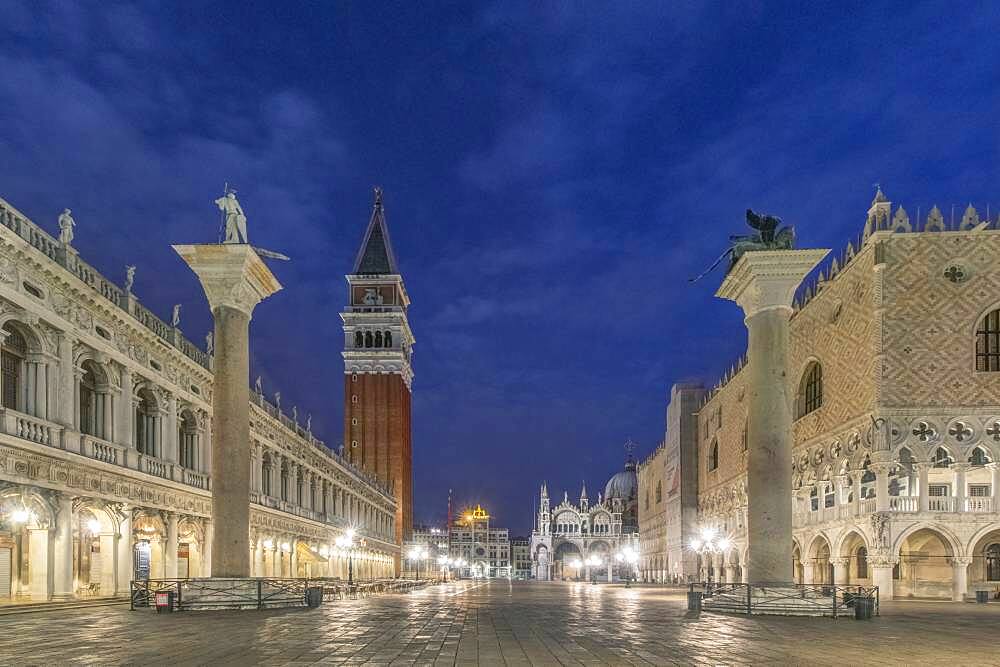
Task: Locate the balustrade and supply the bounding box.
[965,497,993,513]
[888,496,917,512]
[859,498,876,514]
[82,435,127,466]
[1,408,60,447]
[138,453,173,480]
[929,496,957,512]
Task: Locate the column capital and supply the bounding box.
[172,243,282,317]
[951,463,972,473]
[913,460,935,472]
[829,557,850,567]
[869,462,895,475]
[715,248,830,318]
[950,556,973,566]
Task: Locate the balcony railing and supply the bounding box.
[138,454,174,480]
[965,497,994,513]
[859,498,876,514]
[929,497,957,512]
[889,496,917,512]
[82,435,128,466]
[1,409,61,447]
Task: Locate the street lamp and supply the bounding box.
[569,557,582,581]
[335,529,364,586]
[407,546,429,580]
[688,526,731,584]
[586,554,602,584]
[615,545,640,587]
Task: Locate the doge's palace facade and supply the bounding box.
[691,190,1000,601]
[0,194,397,601]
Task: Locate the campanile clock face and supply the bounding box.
[352,284,396,306]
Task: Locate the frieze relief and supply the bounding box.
[0,444,210,516]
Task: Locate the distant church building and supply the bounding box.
[530,450,639,581]
[341,188,415,562]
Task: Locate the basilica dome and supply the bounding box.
[603,460,638,501]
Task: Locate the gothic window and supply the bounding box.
[374,331,383,347]
[364,331,373,348]
[856,546,868,579]
[932,447,953,468]
[261,453,273,496]
[135,388,160,456]
[986,544,1000,581]
[975,308,1000,372]
[810,486,819,511]
[354,331,363,348]
[384,331,392,347]
[178,409,198,469]
[1,325,26,411]
[708,440,719,471]
[796,362,823,418]
[969,447,991,466]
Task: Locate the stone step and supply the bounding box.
[0,597,128,616]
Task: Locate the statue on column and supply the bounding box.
[691,209,797,281]
[214,187,248,244]
[205,331,214,356]
[58,208,76,245]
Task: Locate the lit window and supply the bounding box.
[976,308,1000,372]
[796,362,823,418]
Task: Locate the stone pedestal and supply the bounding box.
[717,249,828,585]
[173,244,282,578]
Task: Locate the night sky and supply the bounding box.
[1,2,998,535]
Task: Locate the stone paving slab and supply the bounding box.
[1,581,999,665]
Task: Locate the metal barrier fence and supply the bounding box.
[689,582,879,617]
[130,577,432,611]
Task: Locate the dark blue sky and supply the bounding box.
[1,2,998,534]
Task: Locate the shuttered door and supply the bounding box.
[0,548,11,598]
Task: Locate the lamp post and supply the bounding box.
[615,545,640,588]
[688,526,732,587]
[408,546,429,580]
[569,558,582,582]
[586,555,603,585]
[335,529,363,587]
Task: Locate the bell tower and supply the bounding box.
[341,188,414,553]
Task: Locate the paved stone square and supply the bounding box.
[2,581,1000,665]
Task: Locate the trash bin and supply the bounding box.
[687,591,703,612]
[853,596,872,620]
[306,587,324,608]
[976,590,989,604]
[154,591,175,613]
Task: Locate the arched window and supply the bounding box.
[374,331,383,347]
[364,331,373,348]
[261,453,273,496]
[79,362,99,437]
[856,546,868,579]
[987,544,1000,582]
[932,447,953,468]
[384,331,393,347]
[797,362,823,418]
[655,481,662,503]
[708,440,719,471]
[178,410,198,469]
[976,308,1000,372]
[354,331,363,348]
[1,325,27,411]
[970,447,991,466]
[135,388,160,456]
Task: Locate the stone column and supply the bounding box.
[203,519,213,577]
[953,464,969,512]
[988,463,1000,511]
[52,495,75,599]
[56,332,76,429]
[116,510,132,594]
[831,557,849,585]
[801,560,814,585]
[871,462,893,512]
[952,557,971,601]
[915,462,932,512]
[870,556,894,600]
[165,513,179,579]
[100,529,119,594]
[852,475,863,515]
[254,537,264,576]
[119,365,133,448]
[166,394,178,464]
[173,243,282,578]
[28,527,53,600]
[716,248,828,585]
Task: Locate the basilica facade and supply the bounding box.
[638,190,1000,600]
[530,458,640,581]
[0,193,399,601]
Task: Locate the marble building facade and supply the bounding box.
[674,191,1000,600]
[0,194,398,601]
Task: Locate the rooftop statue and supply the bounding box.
[58,208,76,245]
[690,208,796,282]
